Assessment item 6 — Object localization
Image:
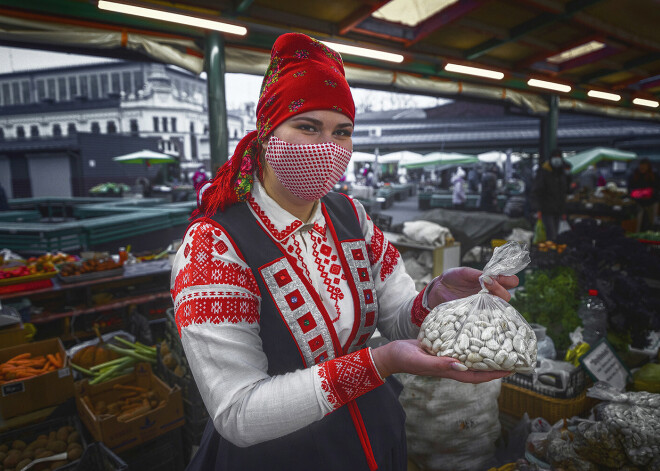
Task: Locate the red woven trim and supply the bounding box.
[411,287,430,327]
[247,194,303,241]
[175,295,259,335]
[367,225,385,266]
[317,348,384,411]
[380,240,400,282]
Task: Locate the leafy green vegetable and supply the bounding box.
[510,266,581,352]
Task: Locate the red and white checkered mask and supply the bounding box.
[265,135,352,201]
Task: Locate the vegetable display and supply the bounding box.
[82,383,165,423]
[70,337,156,385]
[0,352,63,385]
[0,425,83,471]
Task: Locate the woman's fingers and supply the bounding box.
[496,274,519,289]
[482,277,512,302]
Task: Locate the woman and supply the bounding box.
[171,33,515,471]
[628,158,658,232]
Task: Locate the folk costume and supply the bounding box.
[170,33,434,470]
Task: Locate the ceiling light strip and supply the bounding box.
[97,1,247,35]
[633,98,659,108]
[444,63,503,80]
[527,79,571,93]
[587,90,621,101]
[321,41,404,63]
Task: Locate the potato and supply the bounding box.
[0,444,7,453]
[15,459,30,471]
[34,450,53,459]
[66,447,82,461]
[47,432,56,442]
[65,443,81,454]
[0,452,6,462]
[49,461,67,470]
[29,440,47,452]
[36,436,47,442]
[19,449,32,461]
[3,451,19,468]
[10,442,24,452]
[55,428,68,442]
[46,441,66,454]
[65,432,79,446]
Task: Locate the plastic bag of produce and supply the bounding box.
[533,218,546,244]
[397,374,501,471]
[418,241,536,373]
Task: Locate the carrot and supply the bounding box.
[55,352,63,366]
[5,353,31,363]
[47,354,62,368]
[113,384,148,393]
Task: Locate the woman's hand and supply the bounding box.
[371,340,509,383]
[426,267,518,308]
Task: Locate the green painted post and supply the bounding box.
[205,32,229,175]
[540,94,559,161]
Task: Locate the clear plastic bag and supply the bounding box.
[418,241,536,373]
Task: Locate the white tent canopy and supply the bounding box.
[478,151,522,165]
[378,150,423,164]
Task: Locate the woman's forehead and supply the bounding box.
[286,109,353,125]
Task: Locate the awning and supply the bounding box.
[478,151,522,165]
[378,150,423,164]
[565,147,637,174]
[400,151,480,169]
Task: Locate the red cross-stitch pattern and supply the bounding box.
[379,240,401,282]
[247,195,303,241]
[171,222,261,333]
[411,288,430,327]
[367,225,385,266]
[310,231,345,321]
[288,235,311,282]
[317,348,384,411]
[176,293,259,334]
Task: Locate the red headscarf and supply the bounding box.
[196,32,355,217]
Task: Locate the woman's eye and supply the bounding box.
[297,125,317,132]
[335,129,353,137]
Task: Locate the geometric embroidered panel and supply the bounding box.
[261,258,336,367]
[340,241,378,353]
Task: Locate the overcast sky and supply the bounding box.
[0,46,445,111]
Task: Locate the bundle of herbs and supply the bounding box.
[510,266,581,353]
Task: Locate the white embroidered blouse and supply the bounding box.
[170,181,433,447]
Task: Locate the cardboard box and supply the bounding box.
[0,324,27,348]
[0,338,74,420]
[75,363,184,453]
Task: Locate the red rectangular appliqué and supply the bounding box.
[297,312,317,333]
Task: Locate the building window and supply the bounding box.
[134,70,144,93]
[90,75,99,99]
[91,122,100,134]
[36,81,46,100]
[0,128,4,141]
[189,122,195,134]
[162,117,168,132]
[153,117,159,132]
[130,119,139,135]
[100,74,109,97]
[53,124,62,137]
[3,83,13,104]
[169,117,176,132]
[107,121,117,133]
[21,81,31,103]
[69,77,78,97]
[58,77,67,101]
[30,125,39,138]
[47,79,56,99]
[80,76,88,97]
[68,123,77,135]
[12,83,20,104]
[111,72,120,93]
[123,71,132,95]
[203,125,208,134]
[16,126,25,139]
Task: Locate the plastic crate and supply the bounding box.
[0,416,87,470]
[502,365,589,399]
[61,442,128,470]
[118,427,185,471]
[498,382,599,424]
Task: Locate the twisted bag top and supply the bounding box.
[196,32,356,217]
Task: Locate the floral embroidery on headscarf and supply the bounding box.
[324,80,337,88]
[310,38,343,65]
[235,146,256,202]
[288,99,305,112]
[294,49,310,59]
[293,70,307,78]
[332,105,343,113]
[259,56,282,101]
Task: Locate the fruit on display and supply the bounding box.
[536,241,567,253]
[59,258,121,277]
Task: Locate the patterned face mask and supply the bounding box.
[265,135,352,201]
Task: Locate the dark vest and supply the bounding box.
[186,192,407,471]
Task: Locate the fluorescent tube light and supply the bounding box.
[321,41,404,63]
[527,78,571,93]
[547,41,605,64]
[444,63,504,80]
[98,1,247,36]
[587,90,621,101]
[633,98,659,108]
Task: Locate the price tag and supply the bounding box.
[58,367,70,378]
[613,205,622,211]
[2,381,25,397]
[580,338,632,391]
[585,203,594,209]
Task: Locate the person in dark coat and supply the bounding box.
[533,149,571,241]
[628,158,658,231]
[479,164,498,212]
[0,183,9,211]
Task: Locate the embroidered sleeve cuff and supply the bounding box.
[316,348,385,412]
[411,281,435,327]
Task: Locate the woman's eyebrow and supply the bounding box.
[289,117,323,126]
